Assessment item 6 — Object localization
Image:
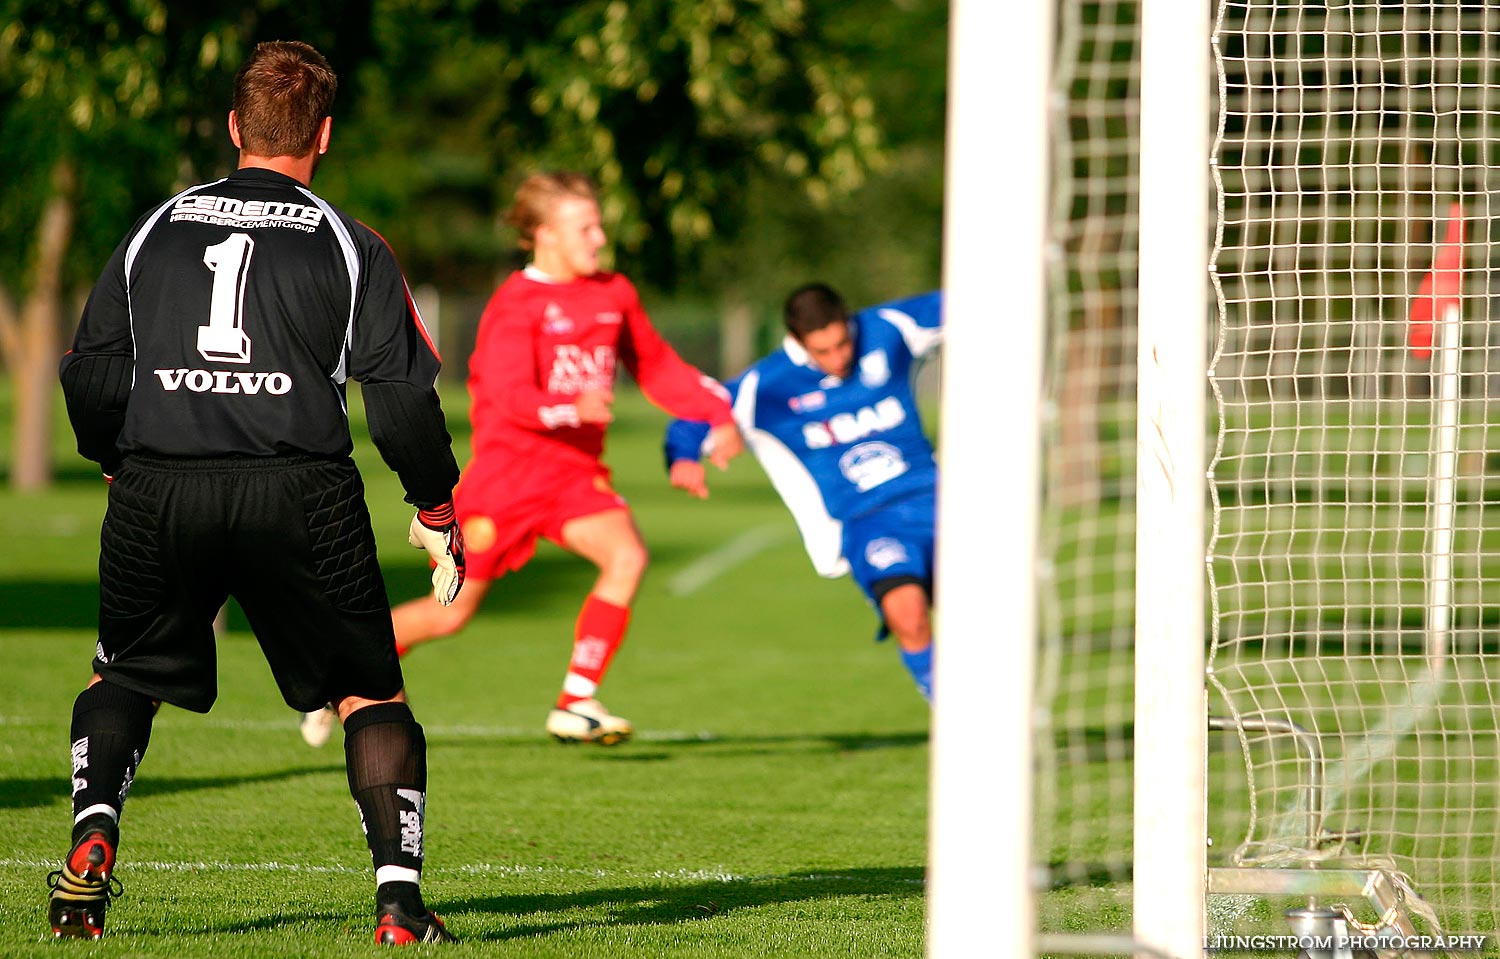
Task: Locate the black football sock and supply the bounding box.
[68,680,156,842]
[344,702,428,889]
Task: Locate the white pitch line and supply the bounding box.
[0,715,717,742]
[667,523,789,596]
[0,857,924,887]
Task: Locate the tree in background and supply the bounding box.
[320,0,942,376]
[696,0,946,370]
[0,0,942,486]
[0,0,374,489]
[0,2,186,490]
[321,0,889,290]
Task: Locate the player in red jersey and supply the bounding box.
[303,171,740,747]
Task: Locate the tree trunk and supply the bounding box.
[1054,305,1110,507]
[10,157,76,491]
[719,300,755,378]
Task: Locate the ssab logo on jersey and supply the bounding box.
[802,395,907,450]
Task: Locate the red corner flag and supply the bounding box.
[1408,202,1465,361]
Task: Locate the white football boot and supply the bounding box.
[299,705,338,748]
[545,699,633,746]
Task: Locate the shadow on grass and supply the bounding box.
[0,548,598,631]
[37,464,123,486]
[627,730,931,759]
[203,866,923,939]
[380,547,604,619]
[1043,860,1135,889]
[427,729,928,760]
[444,866,925,942]
[0,764,344,810]
[0,581,100,628]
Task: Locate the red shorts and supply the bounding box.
[453,452,628,580]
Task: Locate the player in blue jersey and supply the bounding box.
[664,283,941,701]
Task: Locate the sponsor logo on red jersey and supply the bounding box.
[542,303,575,335]
[546,344,616,394]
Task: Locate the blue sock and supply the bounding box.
[899,644,933,703]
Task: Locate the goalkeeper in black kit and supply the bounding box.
[50,41,462,946]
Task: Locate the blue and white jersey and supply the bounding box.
[665,291,941,578]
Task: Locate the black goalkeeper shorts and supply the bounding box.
[93,454,403,713]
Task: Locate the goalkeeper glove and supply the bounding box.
[408,501,466,606]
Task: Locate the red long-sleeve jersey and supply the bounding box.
[468,267,732,468]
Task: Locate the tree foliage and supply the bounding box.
[0,1,376,486]
[696,0,947,313]
[2,0,929,299]
[0,0,944,483]
[0,0,375,296]
[319,0,888,291]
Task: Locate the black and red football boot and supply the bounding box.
[47,827,122,939]
[374,899,457,946]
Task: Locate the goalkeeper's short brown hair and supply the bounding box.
[231,41,337,158]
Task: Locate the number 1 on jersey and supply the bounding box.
[199,232,255,363]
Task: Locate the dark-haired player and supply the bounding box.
[665,285,941,701]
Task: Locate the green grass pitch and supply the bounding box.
[0,387,929,957]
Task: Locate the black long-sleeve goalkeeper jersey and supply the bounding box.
[60,167,458,507]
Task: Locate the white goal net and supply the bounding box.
[1030,0,1500,950]
[1036,0,1142,937]
[1210,0,1500,938]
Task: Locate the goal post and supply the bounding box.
[1133,0,1210,956]
[929,0,1049,955]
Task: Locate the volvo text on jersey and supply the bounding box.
[60,167,457,504]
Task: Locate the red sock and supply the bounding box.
[557,595,631,708]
